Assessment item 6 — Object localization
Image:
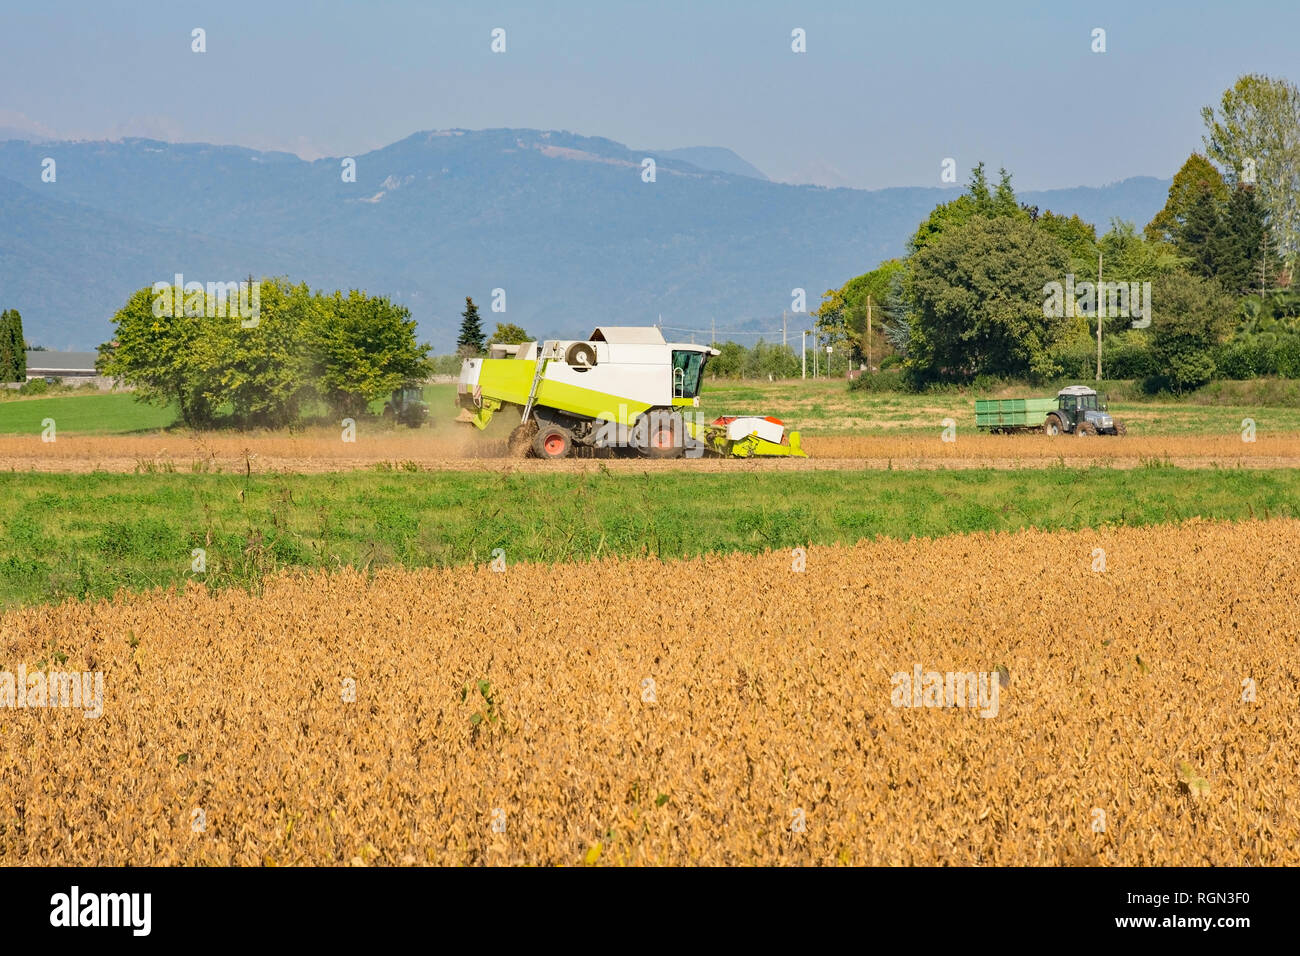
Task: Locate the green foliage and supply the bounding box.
[1211,186,1276,295]
[848,369,906,392]
[1144,153,1229,244]
[100,278,431,429]
[904,215,1068,383]
[1201,73,1300,269]
[1147,273,1237,392]
[0,309,25,382]
[816,259,903,364]
[909,163,1029,253]
[457,297,485,355]
[487,322,531,345]
[1036,211,1098,266]
[304,290,431,418]
[704,339,800,379]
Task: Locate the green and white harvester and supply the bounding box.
[456,326,806,460]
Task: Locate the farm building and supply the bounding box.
[17,350,118,390]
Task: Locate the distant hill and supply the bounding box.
[646,146,769,180]
[0,129,1171,350]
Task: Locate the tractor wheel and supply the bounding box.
[1044,415,1062,437]
[1114,421,1127,436]
[1077,421,1098,436]
[507,420,537,458]
[532,423,573,460]
[640,408,686,459]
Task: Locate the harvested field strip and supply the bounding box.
[2,518,1297,865]
[3,431,1300,474]
[3,468,1300,609]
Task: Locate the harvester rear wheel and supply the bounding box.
[1044,415,1062,436]
[532,423,573,460]
[507,420,537,458]
[640,408,686,459]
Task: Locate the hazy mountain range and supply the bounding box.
[0,128,1172,350]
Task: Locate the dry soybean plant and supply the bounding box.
[1,518,1297,865]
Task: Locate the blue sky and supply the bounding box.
[1,0,1295,189]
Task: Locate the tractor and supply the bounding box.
[383,384,429,428]
[1043,385,1126,436]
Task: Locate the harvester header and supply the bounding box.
[456,326,806,459]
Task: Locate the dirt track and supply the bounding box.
[3,431,1300,473]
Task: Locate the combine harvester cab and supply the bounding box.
[456,326,806,459]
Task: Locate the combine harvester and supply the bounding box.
[456,326,806,460]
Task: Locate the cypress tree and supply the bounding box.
[0,310,14,382]
[456,297,485,354]
[9,310,25,381]
[1212,185,1274,295]
[1177,188,1221,280]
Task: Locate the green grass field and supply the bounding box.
[2,465,1297,609]
[0,384,461,436]
[0,391,179,435]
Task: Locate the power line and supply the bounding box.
[658,325,785,338]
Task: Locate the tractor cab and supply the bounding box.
[1052,385,1122,436]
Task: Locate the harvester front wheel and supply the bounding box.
[1077,421,1098,436]
[640,408,686,459]
[1114,421,1127,436]
[532,423,573,460]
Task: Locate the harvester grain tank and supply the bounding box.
[456,326,806,459]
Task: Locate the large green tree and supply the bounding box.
[904,215,1068,383]
[1148,272,1236,392]
[1201,74,1300,270]
[102,278,433,428]
[99,286,217,426]
[1144,154,1229,245]
[195,279,316,428]
[1211,185,1276,295]
[305,290,432,417]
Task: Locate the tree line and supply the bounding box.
[101,279,431,428]
[818,73,1300,393]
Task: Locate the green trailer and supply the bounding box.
[974,397,1058,432]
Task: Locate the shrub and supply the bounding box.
[848,369,906,392]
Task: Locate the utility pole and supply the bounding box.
[866,295,872,372]
[782,310,787,348]
[711,318,715,347]
[813,334,819,378]
[801,329,807,379]
[1096,252,1103,381]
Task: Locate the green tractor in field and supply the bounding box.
[383,384,429,428]
[975,385,1126,436]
